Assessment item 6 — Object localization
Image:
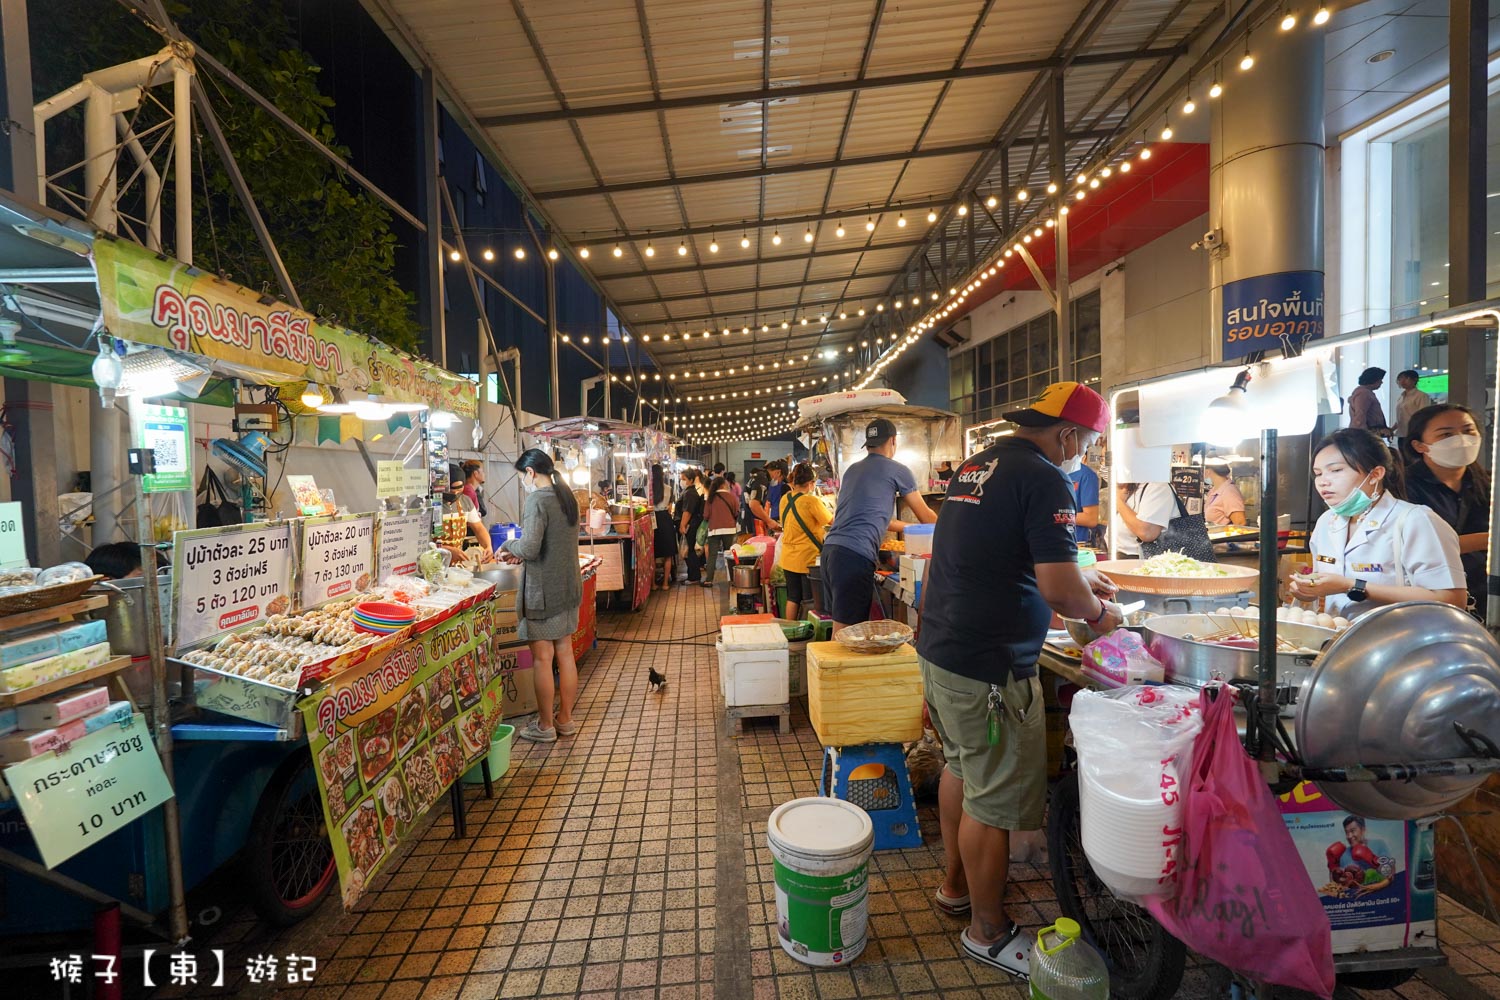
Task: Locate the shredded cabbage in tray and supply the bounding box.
[1134,551,1230,578]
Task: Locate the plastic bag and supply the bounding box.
[1143,688,1335,998]
[1070,685,1202,902]
[1081,629,1165,687]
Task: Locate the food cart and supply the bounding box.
[1033,305,1500,997]
[522,417,673,612]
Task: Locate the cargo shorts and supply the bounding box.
[919,654,1046,831]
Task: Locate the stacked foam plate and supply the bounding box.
[353,601,418,635]
[1079,770,1182,898]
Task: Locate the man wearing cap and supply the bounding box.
[917,382,1124,979]
[821,417,937,630]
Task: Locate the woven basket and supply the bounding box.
[834,619,914,654]
[0,575,106,616]
[1092,559,1257,596]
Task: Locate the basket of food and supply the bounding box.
[1094,552,1257,596]
[834,619,914,654]
[0,563,107,616]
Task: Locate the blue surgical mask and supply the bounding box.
[1327,474,1377,518]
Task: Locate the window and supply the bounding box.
[1071,291,1102,387]
[950,311,1058,424]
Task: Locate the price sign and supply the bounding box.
[4,715,174,868]
[0,501,27,569]
[377,511,427,578]
[376,461,407,499]
[300,514,374,609]
[172,522,295,649]
[404,468,429,496]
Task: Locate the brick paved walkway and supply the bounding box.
[146,581,1500,999]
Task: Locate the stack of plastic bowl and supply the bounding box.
[1078,770,1181,898]
[352,601,418,635]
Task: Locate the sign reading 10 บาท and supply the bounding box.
[1221,270,1325,361]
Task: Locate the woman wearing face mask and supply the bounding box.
[1402,404,1490,615]
[1289,428,1466,618]
[499,449,584,743]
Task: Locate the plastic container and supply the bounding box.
[717,623,789,707]
[461,723,515,785]
[768,797,874,966]
[807,641,922,745]
[1030,918,1109,999]
[488,523,521,549]
[1076,548,1097,568]
[903,523,935,557]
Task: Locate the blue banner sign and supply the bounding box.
[1222,270,1325,360]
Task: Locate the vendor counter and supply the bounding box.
[580,511,653,611]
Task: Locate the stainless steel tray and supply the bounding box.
[176,657,306,739]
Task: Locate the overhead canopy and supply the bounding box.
[93,237,478,418]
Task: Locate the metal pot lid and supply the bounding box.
[1295,601,1500,820]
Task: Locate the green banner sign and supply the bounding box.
[131,401,192,493]
[4,715,174,869]
[298,591,513,905]
[95,238,478,420]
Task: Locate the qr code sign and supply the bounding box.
[145,425,186,472]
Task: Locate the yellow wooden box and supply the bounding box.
[806,640,923,746]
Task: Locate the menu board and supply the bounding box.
[377,512,428,578]
[299,590,510,905]
[1170,466,1205,517]
[172,521,296,649]
[300,515,375,609]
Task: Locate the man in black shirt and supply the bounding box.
[916,381,1122,979]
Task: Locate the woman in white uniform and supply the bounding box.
[1288,428,1466,618]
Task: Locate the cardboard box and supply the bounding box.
[497,643,538,717]
[0,642,112,693]
[16,685,110,728]
[0,717,87,763]
[82,700,134,734]
[898,555,929,582]
[807,641,923,746]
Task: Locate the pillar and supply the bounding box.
[1210,28,1325,363]
[1447,0,1488,411]
[5,380,59,565]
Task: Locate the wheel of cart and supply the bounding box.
[244,747,337,926]
[1046,770,1187,1000]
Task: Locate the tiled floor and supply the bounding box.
[158,581,1500,999]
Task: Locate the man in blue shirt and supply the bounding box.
[765,459,790,531]
[821,417,937,629]
[1068,462,1101,544]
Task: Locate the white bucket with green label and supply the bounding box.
[767,797,874,967]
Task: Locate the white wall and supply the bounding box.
[1115,215,1213,388]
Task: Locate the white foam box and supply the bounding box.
[716,623,788,707]
[898,555,929,582]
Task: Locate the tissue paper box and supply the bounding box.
[0,630,60,669]
[0,718,87,763]
[16,686,110,728]
[0,707,16,736]
[47,619,108,655]
[0,642,112,693]
[82,700,134,734]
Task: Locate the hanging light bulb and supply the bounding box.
[1182,95,1196,114]
[865,216,876,232]
[1016,189,1029,202]
[835,221,846,237]
[448,249,461,262]
[1209,76,1223,99]
[957,203,969,216]
[1280,7,1297,29]
[482,248,496,261]
[926,209,938,223]
[709,236,719,253]
[1239,34,1254,71]
[1119,160,1132,173]
[771,231,782,245]
[1140,146,1152,160]
[1161,118,1174,140]
[677,241,688,256]
[515,246,528,260]
[1101,167,1112,178]
[92,337,122,405]
[740,232,751,249]
[547,247,559,260]
[645,242,656,257]
[579,246,591,259]
[897,213,907,228]
[613,243,623,257]
[300,382,326,409]
[1046,182,1058,194]
[1313,6,1330,24]
[804,227,814,243]
[985,194,998,209]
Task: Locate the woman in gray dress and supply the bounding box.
[499,449,583,743]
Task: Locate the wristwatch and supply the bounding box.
[1346,578,1368,603]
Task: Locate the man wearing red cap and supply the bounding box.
[917,381,1124,979]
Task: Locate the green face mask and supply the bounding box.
[1327,473,1377,518]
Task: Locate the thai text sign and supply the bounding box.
[1222,270,1325,361]
[377,512,427,579]
[298,590,509,906]
[94,239,477,419]
[172,522,295,649]
[300,515,375,609]
[4,714,174,868]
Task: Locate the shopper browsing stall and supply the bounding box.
[1288,428,1465,617]
[702,475,739,587]
[1204,463,1246,527]
[915,382,1123,978]
[745,467,777,534]
[677,468,706,584]
[651,463,677,591]
[777,462,830,618]
[821,418,937,630]
[1112,482,1175,556]
[500,449,584,744]
[1401,404,1490,615]
[766,459,789,522]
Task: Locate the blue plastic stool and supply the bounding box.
[819,743,923,850]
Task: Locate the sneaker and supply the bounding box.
[517,721,557,743]
[556,720,579,736]
[961,924,1032,980]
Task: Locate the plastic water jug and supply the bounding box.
[1029,918,1108,1000]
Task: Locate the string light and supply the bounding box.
[835,221,846,237]
[645,242,655,257]
[926,210,938,223]
[612,243,623,257]
[482,248,495,261]
[1016,189,1029,202]
[1313,7,1330,26]
[709,235,719,253]
[1239,34,1254,71]
[804,227,815,243]
[547,247,559,260]
[579,246,590,259]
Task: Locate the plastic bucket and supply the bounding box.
[767,798,874,966]
[461,723,515,785]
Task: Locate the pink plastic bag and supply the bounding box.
[1144,688,1336,998]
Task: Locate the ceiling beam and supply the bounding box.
[565,202,948,245]
[612,268,908,307]
[626,299,886,329]
[595,236,927,280]
[479,46,1184,128]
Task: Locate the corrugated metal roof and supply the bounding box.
[371,0,1224,419]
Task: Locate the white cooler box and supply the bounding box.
[717,623,789,707]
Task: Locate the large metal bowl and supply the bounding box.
[1295,601,1500,820]
[1143,613,1338,712]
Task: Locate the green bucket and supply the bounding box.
[461,723,515,785]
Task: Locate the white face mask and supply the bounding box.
[1058,429,1084,475]
[1424,434,1482,469]
[522,471,540,493]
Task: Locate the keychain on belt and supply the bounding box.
[987,685,1003,746]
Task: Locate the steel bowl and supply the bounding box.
[476,563,522,591]
[1295,601,1500,820]
[1142,613,1337,713]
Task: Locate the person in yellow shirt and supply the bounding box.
[778,462,830,618]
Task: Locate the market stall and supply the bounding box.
[522,417,673,612]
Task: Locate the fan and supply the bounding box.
[212,430,271,479]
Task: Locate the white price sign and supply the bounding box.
[376,461,409,499]
[377,511,427,578]
[172,522,295,649]
[0,501,26,568]
[300,515,374,609]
